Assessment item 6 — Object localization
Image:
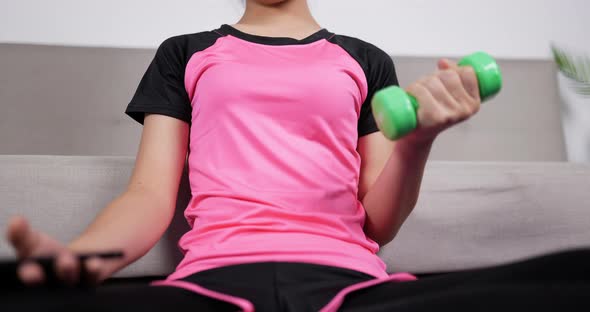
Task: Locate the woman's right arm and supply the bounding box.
[6,113,190,285]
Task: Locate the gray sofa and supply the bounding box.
[1,155,589,278]
[1,43,588,279]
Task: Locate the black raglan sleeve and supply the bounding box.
[357,47,400,137]
[125,36,192,125]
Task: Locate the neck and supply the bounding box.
[236,0,321,39]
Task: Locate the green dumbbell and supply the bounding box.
[371,51,503,140]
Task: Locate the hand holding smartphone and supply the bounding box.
[0,251,124,289]
[4,215,127,288]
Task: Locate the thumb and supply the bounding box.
[437,58,459,71]
[7,216,39,258]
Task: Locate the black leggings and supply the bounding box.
[1,248,589,312]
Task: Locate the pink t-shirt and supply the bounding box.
[126,24,401,281]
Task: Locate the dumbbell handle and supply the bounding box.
[372,51,503,141]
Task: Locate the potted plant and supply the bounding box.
[552,43,590,163]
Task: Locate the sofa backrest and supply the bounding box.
[0,43,566,161]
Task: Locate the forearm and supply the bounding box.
[362,138,434,246]
[67,189,175,281]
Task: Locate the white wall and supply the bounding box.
[1,0,588,59]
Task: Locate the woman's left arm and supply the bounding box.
[358,58,482,246]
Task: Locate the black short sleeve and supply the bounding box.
[125,36,192,125]
[327,35,400,137]
[358,49,399,137]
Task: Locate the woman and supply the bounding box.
[4,0,589,311]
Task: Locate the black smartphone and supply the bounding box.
[0,251,124,289]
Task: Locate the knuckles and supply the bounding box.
[459,66,476,80]
[423,77,446,99]
[438,69,462,86]
[406,81,428,99]
[407,68,482,130]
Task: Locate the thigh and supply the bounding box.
[340,248,590,312]
[0,282,239,312]
[342,281,590,312]
[181,261,375,312]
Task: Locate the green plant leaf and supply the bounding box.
[551,43,590,98]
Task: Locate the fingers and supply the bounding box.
[7,216,81,287]
[16,253,105,287]
[438,58,481,100]
[6,217,109,287]
[437,57,481,99]
[457,66,481,101]
[7,216,40,258]
[437,58,457,71]
[405,67,483,141]
[83,257,105,286]
[55,251,80,286]
[423,75,462,113]
[18,261,45,286]
[52,253,106,287]
[437,69,480,117]
[431,58,482,116]
[17,251,90,287]
[406,82,448,130]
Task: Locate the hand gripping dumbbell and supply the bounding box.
[371,51,503,140]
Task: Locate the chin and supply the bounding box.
[253,0,288,4]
